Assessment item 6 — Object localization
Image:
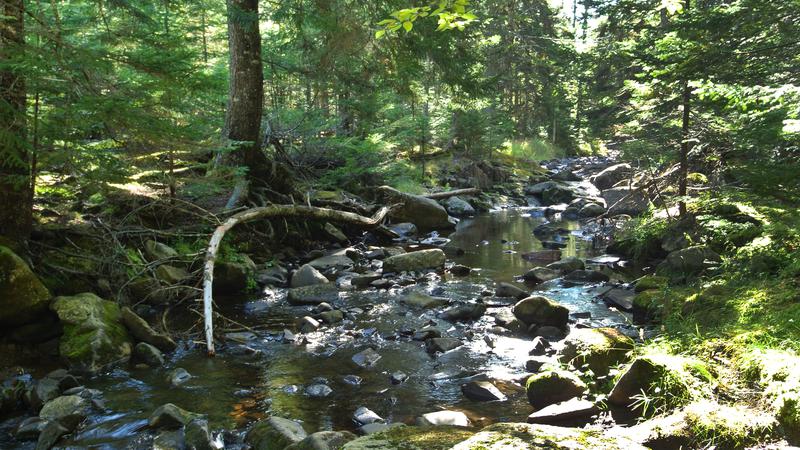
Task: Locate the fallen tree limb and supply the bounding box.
[424,188,481,200]
[203,204,392,355]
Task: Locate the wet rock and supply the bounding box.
[318,310,344,324]
[256,264,289,287]
[546,257,585,274]
[50,293,133,372]
[380,186,454,231]
[579,203,606,218]
[513,296,569,329]
[167,368,192,387]
[370,278,394,289]
[400,291,448,309]
[382,249,446,273]
[31,378,61,413]
[608,357,669,407]
[323,223,348,243]
[561,207,581,221]
[308,254,355,272]
[297,316,320,333]
[149,403,203,429]
[563,270,610,283]
[495,282,528,299]
[291,264,330,288]
[121,307,177,352]
[449,264,472,276]
[634,275,668,293]
[144,240,179,262]
[390,372,408,385]
[0,245,51,326]
[525,358,549,373]
[185,418,214,450]
[155,265,189,285]
[35,421,69,450]
[426,338,462,354]
[455,422,647,450]
[602,187,650,216]
[288,284,340,305]
[526,369,587,409]
[153,429,186,450]
[213,257,256,293]
[521,249,563,263]
[305,384,333,398]
[417,410,470,427]
[600,288,635,311]
[412,327,441,341]
[657,246,722,281]
[351,272,382,289]
[531,325,567,340]
[439,303,486,322]
[541,183,577,205]
[39,395,90,430]
[461,381,507,402]
[15,416,48,440]
[354,407,384,425]
[343,375,363,386]
[357,423,404,435]
[389,223,418,237]
[352,348,382,368]
[522,267,560,284]
[134,342,165,367]
[247,416,308,450]
[313,303,334,313]
[552,169,581,182]
[445,197,476,217]
[558,328,634,376]
[526,398,600,425]
[591,163,632,190]
[286,431,357,450]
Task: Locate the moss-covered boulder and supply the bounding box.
[634,275,668,292]
[451,422,648,450]
[0,245,51,326]
[526,368,587,409]
[50,293,132,372]
[343,425,475,450]
[657,245,722,282]
[558,328,634,376]
[247,417,308,450]
[512,296,569,329]
[383,249,446,273]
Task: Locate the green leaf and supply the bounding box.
[403,21,413,32]
[375,29,386,39]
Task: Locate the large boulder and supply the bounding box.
[512,296,569,329]
[380,186,454,231]
[526,369,587,409]
[0,245,51,326]
[601,187,650,216]
[214,256,256,293]
[445,197,476,217]
[541,183,577,206]
[558,328,634,376]
[522,267,560,284]
[50,293,132,372]
[144,240,179,262]
[290,264,329,288]
[120,307,177,351]
[383,249,445,273]
[285,431,358,450]
[452,422,648,450]
[287,284,340,305]
[546,257,585,274]
[657,246,722,281]
[247,417,308,450]
[591,164,633,190]
[609,357,678,407]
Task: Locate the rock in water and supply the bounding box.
[400,291,448,309]
[0,245,51,326]
[461,381,507,402]
[305,384,333,398]
[602,187,650,216]
[352,348,382,368]
[353,407,384,425]
[121,307,177,352]
[39,395,91,430]
[417,411,470,427]
[522,267,560,284]
[286,431,357,450]
[185,418,214,450]
[512,296,569,329]
[527,398,600,425]
[558,328,634,376]
[439,303,486,322]
[290,264,330,288]
[134,342,165,367]
[287,284,340,305]
[148,403,203,429]
[247,417,308,450]
[452,422,648,450]
[35,421,69,450]
[526,369,587,409]
[495,282,528,299]
[50,293,132,372]
[445,197,476,217]
[382,249,446,273]
[380,186,454,231]
[426,338,463,354]
[546,257,585,274]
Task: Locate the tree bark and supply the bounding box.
[678,0,692,217]
[223,0,266,173]
[0,0,32,241]
[202,205,393,355]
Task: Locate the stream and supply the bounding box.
[0,176,639,449]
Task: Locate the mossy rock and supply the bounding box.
[50,293,132,372]
[558,328,634,376]
[451,422,648,450]
[0,246,51,326]
[634,276,668,293]
[342,425,474,450]
[526,368,587,409]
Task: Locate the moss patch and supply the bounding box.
[343,425,475,450]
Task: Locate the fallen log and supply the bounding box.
[424,188,481,200]
[203,205,392,355]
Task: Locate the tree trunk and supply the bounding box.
[223,0,265,174]
[0,0,32,241]
[678,0,691,217]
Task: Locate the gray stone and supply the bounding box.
[526,369,587,409]
[417,410,470,427]
[121,307,177,352]
[167,368,192,387]
[297,316,320,333]
[0,245,51,326]
[144,240,179,262]
[31,378,61,413]
[382,249,446,273]
[153,430,186,450]
[657,245,722,280]
[426,338,462,354]
[286,431,357,450]
[213,257,256,293]
[291,264,330,288]
[591,164,632,190]
[148,403,203,429]
[439,303,486,322]
[357,423,404,435]
[155,265,189,285]
[134,342,165,367]
[323,223,348,243]
[305,384,333,398]
[39,395,90,430]
[353,407,384,425]
[247,417,308,450]
[400,291,448,309]
[381,186,454,231]
[35,421,68,450]
[185,418,214,450]
[15,416,48,440]
[495,282,528,299]
[389,223,417,237]
[579,203,606,218]
[446,197,476,217]
[308,254,355,272]
[522,267,560,284]
[546,257,585,274]
[461,381,507,402]
[513,296,569,329]
[390,372,408,384]
[288,284,340,305]
[351,272,382,288]
[412,327,441,341]
[352,348,382,368]
[318,310,344,324]
[602,187,650,216]
[601,288,635,311]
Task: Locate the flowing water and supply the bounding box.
[0,199,637,449]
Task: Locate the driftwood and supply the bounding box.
[202,204,392,355]
[424,188,481,200]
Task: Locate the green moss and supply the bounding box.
[452,423,644,449]
[343,426,475,450]
[0,245,52,325]
[634,275,669,292]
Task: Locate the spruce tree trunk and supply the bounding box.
[224,0,265,173]
[0,0,32,241]
[678,0,691,217]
